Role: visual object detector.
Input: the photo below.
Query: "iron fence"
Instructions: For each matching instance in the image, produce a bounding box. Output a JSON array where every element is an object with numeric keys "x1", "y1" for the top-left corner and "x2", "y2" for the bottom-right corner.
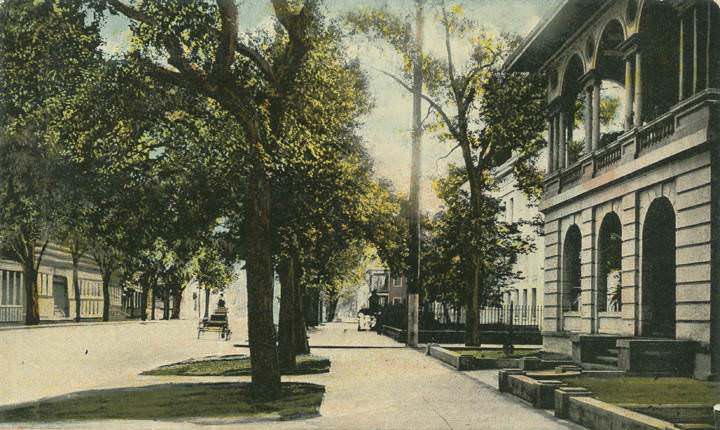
[{"x1": 379, "y1": 302, "x2": 542, "y2": 331}]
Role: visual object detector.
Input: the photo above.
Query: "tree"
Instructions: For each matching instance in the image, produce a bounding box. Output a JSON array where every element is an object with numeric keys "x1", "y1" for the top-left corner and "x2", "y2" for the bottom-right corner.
[
  {"x1": 348, "y1": 1, "x2": 546, "y2": 345},
  {"x1": 424, "y1": 166, "x2": 537, "y2": 340},
  {"x1": 0, "y1": 131, "x2": 59, "y2": 324},
  {"x1": 95, "y1": 0, "x2": 344, "y2": 398},
  {"x1": 0, "y1": 0, "x2": 103, "y2": 324},
  {"x1": 195, "y1": 242, "x2": 234, "y2": 318}
]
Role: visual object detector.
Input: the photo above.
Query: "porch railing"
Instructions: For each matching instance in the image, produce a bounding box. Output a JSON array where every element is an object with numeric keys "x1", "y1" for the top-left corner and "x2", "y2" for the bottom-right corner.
[
  {"x1": 0, "y1": 305, "x2": 24, "y2": 322},
  {"x1": 637, "y1": 112, "x2": 675, "y2": 152}
]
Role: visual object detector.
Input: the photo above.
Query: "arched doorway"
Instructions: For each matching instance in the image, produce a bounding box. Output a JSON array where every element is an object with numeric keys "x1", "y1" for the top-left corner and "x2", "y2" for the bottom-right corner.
[
  {"x1": 597, "y1": 212, "x2": 622, "y2": 312},
  {"x1": 641, "y1": 197, "x2": 676, "y2": 338},
  {"x1": 562, "y1": 225, "x2": 582, "y2": 312}
]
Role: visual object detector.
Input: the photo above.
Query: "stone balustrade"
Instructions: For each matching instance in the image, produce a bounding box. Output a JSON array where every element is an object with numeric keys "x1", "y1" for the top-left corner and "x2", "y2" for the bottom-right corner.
[{"x1": 544, "y1": 89, "x2": 720, "y2": 198}]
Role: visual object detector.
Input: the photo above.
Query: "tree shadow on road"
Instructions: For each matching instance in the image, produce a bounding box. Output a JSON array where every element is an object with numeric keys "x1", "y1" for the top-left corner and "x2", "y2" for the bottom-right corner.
[{"x1": 0, "y1": 382, "x2": 324, "y2": 424}]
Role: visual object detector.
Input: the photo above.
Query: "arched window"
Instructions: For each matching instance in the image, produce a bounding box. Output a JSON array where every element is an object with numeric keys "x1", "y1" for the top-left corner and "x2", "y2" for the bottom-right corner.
[
  {"x1": 562, "y1": 225, "x2": 582, "y2": 312},
  {"x1": 597, "y1": 212, "x2": 622, "y2": 312}
]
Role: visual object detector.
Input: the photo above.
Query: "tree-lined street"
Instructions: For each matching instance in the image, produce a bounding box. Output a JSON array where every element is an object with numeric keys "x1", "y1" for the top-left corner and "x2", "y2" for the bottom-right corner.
[{"x1": 0, "y1": 321, "x2": 581, "y2": 430}]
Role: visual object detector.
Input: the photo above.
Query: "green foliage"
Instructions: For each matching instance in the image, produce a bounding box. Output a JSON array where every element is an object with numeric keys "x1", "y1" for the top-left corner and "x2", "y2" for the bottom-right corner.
[
  {"x1": 195, "y1": 243, "x2": 235, "y2": 293},
  {"x1": 0, "y1": 0, "x2": 104, "y2": 297},
  {"x1": 422, "y1": 166, "x2": 536, "y2": 308}
]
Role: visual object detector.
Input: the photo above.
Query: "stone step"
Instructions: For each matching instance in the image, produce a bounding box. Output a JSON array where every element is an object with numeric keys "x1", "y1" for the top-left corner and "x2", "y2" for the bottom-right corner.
[
  {"x1": 580, "y1": 361, "x2": 620, "y2": 371},
  {"x1": 606, "y1": 348, "x2": 619, "y2": 356},
  {"x1": 594, "y1": 355, "x2": 618, "y2": 365}
]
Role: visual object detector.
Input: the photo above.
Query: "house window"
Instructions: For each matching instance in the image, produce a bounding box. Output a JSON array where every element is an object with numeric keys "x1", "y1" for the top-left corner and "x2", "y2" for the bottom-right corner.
[
  {"x1": 393, "y1": 297, "x2": 402, "y2": 305},
  {"x1": 507, "y1": 198, "x2": 515, "y2": 223},
  {"x1": 394, "y1": 277, "x2": 401, "y2": 287},
  {"x1": 522, "y1": 289, "x2": 528, "y2": 306}
]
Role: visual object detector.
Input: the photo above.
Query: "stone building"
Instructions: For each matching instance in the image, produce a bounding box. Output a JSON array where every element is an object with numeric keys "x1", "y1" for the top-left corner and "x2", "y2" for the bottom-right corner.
[
  {"x1": 494, "y1": 155, "x2": 546, "y2": 312},
  {"x1": 507, "y1": 0, "x2": 719, "y2": 378}
]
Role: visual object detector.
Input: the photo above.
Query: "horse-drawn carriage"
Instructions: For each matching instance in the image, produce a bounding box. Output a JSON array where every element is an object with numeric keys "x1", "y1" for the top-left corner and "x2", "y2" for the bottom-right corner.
[{"x1": 197, "y1": 305, "x2": 232, "y2": 340}]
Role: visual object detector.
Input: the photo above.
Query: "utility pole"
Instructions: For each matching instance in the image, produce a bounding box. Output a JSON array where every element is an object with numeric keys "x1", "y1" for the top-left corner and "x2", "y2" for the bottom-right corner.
[{"x1": 406, "y1": 0, "x2": 424, "y2": 348}]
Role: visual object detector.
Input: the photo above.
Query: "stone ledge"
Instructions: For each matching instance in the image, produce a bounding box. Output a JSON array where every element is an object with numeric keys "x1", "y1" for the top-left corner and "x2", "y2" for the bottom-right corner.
[
  {"x1": 426, "y1": 345, "x2": 474, "y2": 370},
  {"x1": 619, "y1": 404, "x2": 714, "y2": 425},
  {"x1": 567, "y1": 396, "x2": 680, "y2": 430},
  {"x1": 504, "y1": 373, "x2": 565, "y2": 409},
  {"x1": 427, "y1": 345, "x2": 526, "y2": 371}
]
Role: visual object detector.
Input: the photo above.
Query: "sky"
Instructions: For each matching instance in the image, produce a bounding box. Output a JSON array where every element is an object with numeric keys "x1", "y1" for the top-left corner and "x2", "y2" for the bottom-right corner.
[{"x1": 100, "y1": 0, "x2": 557, "y2": 213}]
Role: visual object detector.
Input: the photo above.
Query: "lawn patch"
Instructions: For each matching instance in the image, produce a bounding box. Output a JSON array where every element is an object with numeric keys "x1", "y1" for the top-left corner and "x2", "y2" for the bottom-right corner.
[
  {"x1": 566, "y1": 376, "x2": 720, "y2": 405},
  {"x1": 142, "y1": 354, "x2": 330, "y2": 377},
  {"x1": 0, "y1": 382, "x2": 324, "y2": 423},
  {"x1": 456, "y1": 348, "x2": 541, "y2": 360}
]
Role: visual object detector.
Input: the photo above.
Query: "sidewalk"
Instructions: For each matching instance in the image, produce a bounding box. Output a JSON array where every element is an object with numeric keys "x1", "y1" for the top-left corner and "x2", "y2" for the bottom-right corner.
[
  {"x1": 1, "y1": 321, "x2": 583, "y2": 429},
  {"x1": 0, "y1": 318, "x2": 239, "y2": 407}
]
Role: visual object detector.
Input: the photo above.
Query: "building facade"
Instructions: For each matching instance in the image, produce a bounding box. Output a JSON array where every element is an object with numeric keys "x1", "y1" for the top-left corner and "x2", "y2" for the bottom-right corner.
[
  {"x1": 508, "y1": 0, "x2": 720, "y2": 378},
  {"x1": 365, "y1": 268, "x2": 406, "y2": 307},
  {"x1": 494, "y1": 156, "x2": 546, "y2": 312},
  {"x1": 0, "y1": 244, "x2": 123, "y2": 323}
]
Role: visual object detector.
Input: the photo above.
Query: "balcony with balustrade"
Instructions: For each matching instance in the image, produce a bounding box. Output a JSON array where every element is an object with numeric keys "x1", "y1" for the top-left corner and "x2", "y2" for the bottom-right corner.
[
  {"x1": 505, "y1": 0, "x2": 719, "y2": 206},
  {"x1": 545, "y1": 88, "x2": 719, "y2": 202}
]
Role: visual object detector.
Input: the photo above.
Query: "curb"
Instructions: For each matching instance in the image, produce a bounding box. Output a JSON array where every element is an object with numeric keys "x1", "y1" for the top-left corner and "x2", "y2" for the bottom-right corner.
[{"x1": 0, "y1": 319, "x2": 193, "y2": 333}]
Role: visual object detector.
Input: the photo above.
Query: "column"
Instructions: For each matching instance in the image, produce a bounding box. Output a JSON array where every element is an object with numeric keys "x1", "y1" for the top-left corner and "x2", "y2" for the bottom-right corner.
[
  {"x1": 705, "y1": 0, "x2": 712, "y2": 90},
  {"x1": 693, "y1": 6, "x2": 699, "y2": 94},
  {"x1": 558, "y1": 111, "x2": 566, "y2": 169},
  {"x1": 633, "y1": 50, "x2": 643, "y2": 128},
  {"x1": 584, "y1": 87, "x2": 592, "y2": 153},
  {"x1": 592, "y1": 80, "x2": 601, "y2": 149},
  {"x1": 580, "y1": 209, "x2": 595, "y2": 333},
  {"x1": 553, "y1": 114, "x2": 560, "y2": 170},
  {"x1": 547, "y1": 117, "x2": 555, "y2": 173},
  {"x1": 624, "y1": 57, "x2": 634, "y2": 130},
  {"x1": 567, "y1": 108, "x2": 574, "y2": 160},
  {"x1": 679, "y1": 15, "x2": 685, "y2": 101}
]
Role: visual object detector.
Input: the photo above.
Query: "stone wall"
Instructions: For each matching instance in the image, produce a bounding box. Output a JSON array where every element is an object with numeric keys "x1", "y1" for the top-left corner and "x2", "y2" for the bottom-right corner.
[{"x1": 541, "y1": 105, "x2": 715, "y2": 376}]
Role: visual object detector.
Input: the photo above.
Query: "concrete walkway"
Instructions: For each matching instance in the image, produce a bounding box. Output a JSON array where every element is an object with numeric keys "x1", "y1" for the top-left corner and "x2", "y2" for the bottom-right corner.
[{"x1": 0, "y1": 321, "x2": 583, "y2": 429}]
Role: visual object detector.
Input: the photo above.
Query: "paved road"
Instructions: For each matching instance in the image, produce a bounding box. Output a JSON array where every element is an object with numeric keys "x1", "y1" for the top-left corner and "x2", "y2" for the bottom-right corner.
[{"x1": 0, "y1": 320, "x2": 582, "y2": 430}]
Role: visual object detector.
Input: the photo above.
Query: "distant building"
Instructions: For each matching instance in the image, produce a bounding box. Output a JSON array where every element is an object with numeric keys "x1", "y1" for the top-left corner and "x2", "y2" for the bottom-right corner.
[
  {"x1": 365, "y1": 268, "x2": 406, "y2": 307},
  {"x1": 0, "y1": 244, "x2": 122, "y2": 323},
  {"x1": 493, "y1": 155, "x2": 546, "y2": 312}
]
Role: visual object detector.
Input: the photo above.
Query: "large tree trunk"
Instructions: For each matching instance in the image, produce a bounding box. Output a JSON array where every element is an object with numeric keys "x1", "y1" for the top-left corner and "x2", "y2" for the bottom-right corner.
[
  {"x1": 326, "y1": 298, "x2": 339, "y2": 322},
  {"x1": 304, "y1": 288, "x2": 319, "y2": 327},
  {"x1": 466, "y1": 257, "x2": 482, "y2": 346},
  {"x1": 245, "y1": 155, "x2": 281, "y2": 399},
  {"x1": 171, "y1": 287, "x2": 182, "y2": 319},
  {"x1": 140, "y1": 283, "x2": 149, "y2": 321},
  {"x1": 101, "y1": 270, "x2": 111, "y2": 322},
  {"x1": 22, "y1": 245, "x2": 40, "y2": 325},
  {"x1": 294, "y1": 277, "x2": 309, "y2": 355},
  {"x1": 163, "y1": 286, "x2": 170, "y2": 320},
  {"x1": 278, "y1": 258, "x2": 296, "y2": 370},
  {"x1": 203, "y1": 287, "x2": 210, "y2": 319},
  {"x1": 72, "y1": 253, "x2": 81, "y2": 323},
  {"x1": 151, "y1": 284, "x2": 156, "y2": 320}
]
